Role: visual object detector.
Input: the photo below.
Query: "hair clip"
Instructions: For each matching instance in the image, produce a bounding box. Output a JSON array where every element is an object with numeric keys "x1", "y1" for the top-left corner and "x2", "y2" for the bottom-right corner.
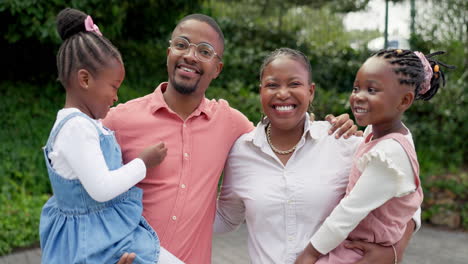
[
  {"x1": 396, "y1": 49, "x2": 403, "y2": 54},
  {"x1": 434, "y1": 64, "x2": 440, "y2": 73},
  {"x1": 84, "y1": 16, "x2": 102, "y2": 36}
]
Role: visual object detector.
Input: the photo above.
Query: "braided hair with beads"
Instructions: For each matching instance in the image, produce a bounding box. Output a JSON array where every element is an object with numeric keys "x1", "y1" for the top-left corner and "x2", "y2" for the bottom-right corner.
[
  {"x1": 56, "y1": 8, "x2": 122, "y2": 87},
  {"x1": 374, "y1": 49, "x2": 455, "y2": 101}
]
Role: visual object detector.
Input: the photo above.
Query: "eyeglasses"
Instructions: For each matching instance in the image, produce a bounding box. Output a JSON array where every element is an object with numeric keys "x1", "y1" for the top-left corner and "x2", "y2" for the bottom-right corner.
[{"x1": 169, "y1": 37, "x2": 221, "y2": 62}]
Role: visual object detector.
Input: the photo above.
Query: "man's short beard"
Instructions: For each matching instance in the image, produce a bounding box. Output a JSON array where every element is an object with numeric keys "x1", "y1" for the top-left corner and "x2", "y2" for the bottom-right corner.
[{"x1": 173, "y1": 79, "x2": 199, "y2": 95}]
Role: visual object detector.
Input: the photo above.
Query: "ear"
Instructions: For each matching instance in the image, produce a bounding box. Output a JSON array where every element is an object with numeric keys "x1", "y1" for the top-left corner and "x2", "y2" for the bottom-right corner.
[
  {"x1": 212, "y1": 60, "x2": 224, "y2": 79},
  {"x1": 398, "y1": 91, "x2": 415, "y2": 111},
  {"x1": 309, "y1": 82, "x2": 316, "y2": 103},
  {"x1": 166, "y1": 47, "x2": 171, "y2": 67},
  {"x1": 77, "y1": 69, "x2": 91, "y2": 90}
]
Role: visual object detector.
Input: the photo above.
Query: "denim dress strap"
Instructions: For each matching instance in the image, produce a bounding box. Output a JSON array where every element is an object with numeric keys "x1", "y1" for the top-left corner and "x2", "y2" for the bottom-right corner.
[{"x1": 44, "y1": 111, "x2": 101, "y2": 153}]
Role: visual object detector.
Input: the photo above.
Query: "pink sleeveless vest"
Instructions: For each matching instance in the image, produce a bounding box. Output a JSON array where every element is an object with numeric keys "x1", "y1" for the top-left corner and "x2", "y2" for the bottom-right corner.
[
  {"x1": 346, "y1": 132, "x2": 423, "y2": 245},
  {"x1": 316, "y1": 132, "x2": 423, "y2": 264}
]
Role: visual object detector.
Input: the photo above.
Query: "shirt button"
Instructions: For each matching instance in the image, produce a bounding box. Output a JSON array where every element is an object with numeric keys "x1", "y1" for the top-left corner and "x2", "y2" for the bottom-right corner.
[
  {"x1": 172, "y1": 216, "x2": 177, "y2": 221},
  {"x1": 288, "y1": 236, "x2": 294, "y2": 241},
  {"x1": 183, "y1": 124, "x2": 187, "y2": 128},
  {"x1": 184, "y1": 153, "x2": 189, "y2": 159},
  {"x1": 181, "y1": 184, "x2": 186, "y2": 189}
]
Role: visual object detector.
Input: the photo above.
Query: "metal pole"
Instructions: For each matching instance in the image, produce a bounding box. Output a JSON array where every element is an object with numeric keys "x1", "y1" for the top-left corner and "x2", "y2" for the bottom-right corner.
[
  {"x1": 384, "y1": 0, "x2": 389, "y2": 48},
  {"x1": 410, "y1": 0, "x2": 416, "y2": 36}
]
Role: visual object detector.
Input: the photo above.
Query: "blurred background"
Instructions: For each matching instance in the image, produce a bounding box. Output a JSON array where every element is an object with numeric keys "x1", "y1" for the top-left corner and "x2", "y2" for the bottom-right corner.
[{"x1": 0, "y1": 0, "x2": 466, "y2": 256}]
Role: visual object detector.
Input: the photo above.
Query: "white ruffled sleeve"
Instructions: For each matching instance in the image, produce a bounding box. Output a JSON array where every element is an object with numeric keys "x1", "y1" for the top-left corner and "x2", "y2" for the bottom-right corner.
[{"x1": 357, "y1": 139, "x2": 417, "y2": 197}]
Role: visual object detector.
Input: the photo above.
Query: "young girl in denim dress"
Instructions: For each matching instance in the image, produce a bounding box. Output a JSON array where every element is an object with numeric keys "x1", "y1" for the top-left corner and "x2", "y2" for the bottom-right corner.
[{"x1": 39, "y1": 8, "x2": 174, "y2": 264}]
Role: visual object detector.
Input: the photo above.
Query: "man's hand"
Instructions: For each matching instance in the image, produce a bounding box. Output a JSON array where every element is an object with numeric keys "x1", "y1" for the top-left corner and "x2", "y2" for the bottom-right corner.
[
  {"x1": 117, "y1": 252, "x2": 136, "y2": 264},
  {"x1": 325, "y1": 114, "x2": 363, "y2": 139},
  {"x1": 344, "y1": 241, "x2": 395, "y2": 264}
]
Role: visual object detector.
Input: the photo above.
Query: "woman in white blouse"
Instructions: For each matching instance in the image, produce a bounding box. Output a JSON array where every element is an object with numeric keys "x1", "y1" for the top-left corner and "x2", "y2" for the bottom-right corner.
[{"x1": 214, "y1": 48, "x2": 418, "y2": 264}]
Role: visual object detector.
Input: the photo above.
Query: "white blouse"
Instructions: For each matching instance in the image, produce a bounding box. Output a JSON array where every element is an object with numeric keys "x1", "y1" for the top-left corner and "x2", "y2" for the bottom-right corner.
[
  {"x1": 214, "y1": 119, "x2": 421, "y2": 264},
  {"x1": 47, "y1": 108, "x2": 146, "y2": 202}
]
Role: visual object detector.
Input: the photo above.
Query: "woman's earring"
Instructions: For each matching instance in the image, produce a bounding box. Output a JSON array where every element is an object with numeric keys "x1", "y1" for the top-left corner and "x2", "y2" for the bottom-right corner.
[
  {"x1": 261, "y1": 113, "x2": 269, "y2": 124},
  {"x1": 308, "y1": 103, "x2": 315, "y2": 118}
]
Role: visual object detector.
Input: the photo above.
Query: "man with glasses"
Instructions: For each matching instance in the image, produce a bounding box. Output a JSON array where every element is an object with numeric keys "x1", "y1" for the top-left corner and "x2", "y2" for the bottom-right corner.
[
  {"x1": 107, "y1": 14, "x2": 355, "y2": 264},
  {"x1": 106, "y1": 14, "x2": 252, "y2": 264}
]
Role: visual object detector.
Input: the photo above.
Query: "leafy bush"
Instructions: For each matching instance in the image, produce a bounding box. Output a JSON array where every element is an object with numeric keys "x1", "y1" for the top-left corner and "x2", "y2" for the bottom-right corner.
[{"x1": 0, "y1": 184, "x2": 49, "y2": 255}]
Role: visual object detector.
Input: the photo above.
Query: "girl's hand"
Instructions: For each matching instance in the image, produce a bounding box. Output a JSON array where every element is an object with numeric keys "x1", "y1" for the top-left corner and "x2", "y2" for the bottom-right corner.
[
  {"x1": 325, "y1": 114, "x2": 363, "y2": 139},
  {"x1": 117, "y1": 252, "x2": 136, "y2": 264},
  {"x1": 139, "y1": 142, "x2": 168, "y2": 169},
  {"x1": 344, "y1": 241, "x2": 395, "y2": 264}
]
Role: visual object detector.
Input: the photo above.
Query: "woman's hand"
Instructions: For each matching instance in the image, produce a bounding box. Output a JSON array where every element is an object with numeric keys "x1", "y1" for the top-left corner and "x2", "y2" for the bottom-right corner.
[
  {"x1": 346, "y1": 219, "x2": 415, "y2": 264},
  {"x1": 117, "y1": 252, "x2": 136, "y2": 264},
  {"x1": 294, "y1": 243, "x2": 320, "y2": 264},
  {"x1": 325, "y1": 114, "x2": 363, "y2": 139},
  {"x1": 344, "y1": 241, "x2": 396, "y2": 264}
]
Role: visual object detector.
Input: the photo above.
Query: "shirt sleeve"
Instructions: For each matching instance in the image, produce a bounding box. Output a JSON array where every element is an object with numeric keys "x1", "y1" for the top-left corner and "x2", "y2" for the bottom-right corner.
[
  {"x1": 102, "y1": 106, "x2": 119, "y2": 131},
  {"x1": 57, "y1": 117, "x2": 146, "y2": 202},
  {"x1": 228, "y1": 106, "x2": 254, "y2": 137},
  {"x1": 214, "y1": 146, "x2": 246, "y2": 234},
  {"x1": 310, "y1": 139, "x2": 417, "y2": 254}
]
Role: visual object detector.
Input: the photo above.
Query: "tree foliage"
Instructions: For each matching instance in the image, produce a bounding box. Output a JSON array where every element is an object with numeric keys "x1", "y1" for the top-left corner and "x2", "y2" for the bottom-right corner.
[{"x1": 0, "y1": 0, "x2": 203, "y2": 84}]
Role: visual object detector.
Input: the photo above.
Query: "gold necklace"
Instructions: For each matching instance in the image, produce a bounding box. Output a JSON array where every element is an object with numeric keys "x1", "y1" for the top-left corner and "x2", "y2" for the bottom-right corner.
[{"x1": 266, "y1": 123, "x2": 298, "y2": 155}]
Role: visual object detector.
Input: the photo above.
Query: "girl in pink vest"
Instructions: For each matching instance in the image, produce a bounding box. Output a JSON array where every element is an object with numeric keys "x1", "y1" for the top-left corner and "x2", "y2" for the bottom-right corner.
[{"x1": 295, "y1": 49, "x2": 454, "y2": 264}]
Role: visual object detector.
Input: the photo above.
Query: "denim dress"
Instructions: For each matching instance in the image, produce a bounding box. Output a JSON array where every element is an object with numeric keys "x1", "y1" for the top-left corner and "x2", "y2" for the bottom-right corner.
[{"x1": 40, "y1": 112, "x2": 160, "y2": 264}]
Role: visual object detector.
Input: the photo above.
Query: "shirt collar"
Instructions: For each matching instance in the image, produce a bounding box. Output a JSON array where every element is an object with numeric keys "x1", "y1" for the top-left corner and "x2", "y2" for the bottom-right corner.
[
  {"x1": 150, "y1": 82, "x2": 213, "y2": 120},
  {"x1": 248, "y1": 113, "x2": 319, "y2": 148}
]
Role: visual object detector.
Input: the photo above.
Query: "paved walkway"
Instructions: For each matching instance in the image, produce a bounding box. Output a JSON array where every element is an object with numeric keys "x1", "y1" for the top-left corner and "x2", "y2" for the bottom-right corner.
[{"x1": 1, "y1": 224, "x2": 467, "y2": 263}]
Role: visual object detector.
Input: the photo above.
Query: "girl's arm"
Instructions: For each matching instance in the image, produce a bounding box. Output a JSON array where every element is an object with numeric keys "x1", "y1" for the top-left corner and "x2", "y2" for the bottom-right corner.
[{"x1": 58, "y1": 117, "x2": 146, "y2": 202}]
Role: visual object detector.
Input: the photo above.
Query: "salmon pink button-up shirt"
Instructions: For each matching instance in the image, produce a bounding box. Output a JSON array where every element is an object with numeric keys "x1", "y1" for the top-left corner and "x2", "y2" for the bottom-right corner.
[{"x1": 103, "y1": 82, "x2": 253, "y2": 264}]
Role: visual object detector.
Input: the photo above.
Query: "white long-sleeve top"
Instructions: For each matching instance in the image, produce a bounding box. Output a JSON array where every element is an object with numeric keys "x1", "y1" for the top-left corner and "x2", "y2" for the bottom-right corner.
[
  {"x1": 310, "y1": 125, "x2": 419, "y2": 254},
  {"x1": 47, "y1": 108, "x2": 146, "y2": 202},
  {"x1": 214, "y1": 119, "x2": 421, "y2": 264}
]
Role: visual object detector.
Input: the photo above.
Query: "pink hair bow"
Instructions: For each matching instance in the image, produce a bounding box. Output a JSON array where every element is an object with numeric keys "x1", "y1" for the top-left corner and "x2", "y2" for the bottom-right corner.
[
  {"x1": 414, "y1": 51, "x2": 433, "y2": 95},
  {"x1": 84, "y1": 16, "x2": 102, "y2": 36}
]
